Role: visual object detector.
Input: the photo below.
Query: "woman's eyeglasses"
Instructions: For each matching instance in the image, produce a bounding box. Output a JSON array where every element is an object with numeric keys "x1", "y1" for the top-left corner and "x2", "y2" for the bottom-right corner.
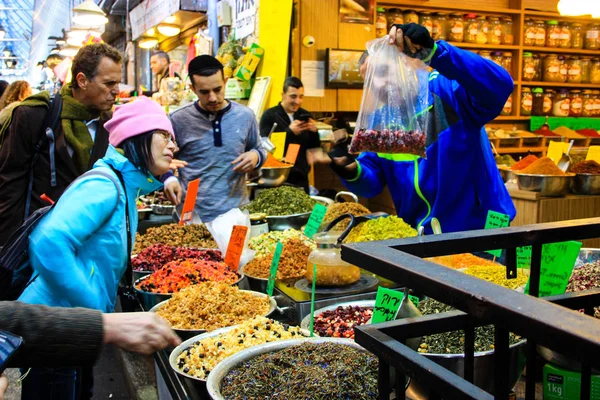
[{"x1": 155, "y1": 130, "x2": 177, "y2": 147}]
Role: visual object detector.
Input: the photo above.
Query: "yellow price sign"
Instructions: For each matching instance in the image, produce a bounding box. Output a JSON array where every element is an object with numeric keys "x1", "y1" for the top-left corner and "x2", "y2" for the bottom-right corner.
[
  {"x1": 547, "y1": 141, "x2": 570, "y2": 164},
  {"x1": 586, "y1": 146, "x2": 600, "y2": 163},
  {"x1": 270, "y1": 132, "x2": 287, "y2": 160}
]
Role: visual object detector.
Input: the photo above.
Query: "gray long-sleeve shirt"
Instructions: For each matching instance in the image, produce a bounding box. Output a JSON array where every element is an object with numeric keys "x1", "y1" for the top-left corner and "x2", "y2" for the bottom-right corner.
[{"x1": 170, "y1": 101, "x2": 266, "y2": 222}]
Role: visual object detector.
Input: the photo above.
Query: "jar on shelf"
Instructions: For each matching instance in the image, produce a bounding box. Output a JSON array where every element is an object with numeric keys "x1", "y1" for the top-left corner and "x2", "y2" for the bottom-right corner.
[
  {"x1": 524, "y1": 19, "x2": 536, "y2": 46},
  {"x1": 464, "y1": 13, "x2": 479, "y2": 44},
  {"x1": 479, "y1": 50, "x2": 492, "y2": 60},
  {"x1": 569, "y1": 90, "x2": 583, "y2": 117},
  {"x1": 582, "y1": 90, "x2": 595, "y2": 117},
  {"x1": 571, "y1": 22, "x2": 584, "y2": 49},
  {"x1": 593, "y1": 90, "x2": 600, "y2": 117},
  {"x1": 543, "y1": 53, "x2": 563, "y2": 82},
  {"x1": 591, "y1": 58, "x2": 600, "y2": 84},
  {"x1": 580, "y1": 56, "x2": 592, "y2": 83},
  {"x1": 306, "y1": 232, "x2": 361, "y2": 286},
  {"x1": 420, "y1": 12, "x2": 434, "y2": 36},
  {"x1": 558, "y1": 21, "x2": 572, "y2": 48},
  {"x1": 543, "y1": 89, "x2": 555, "y2": 116},
  {"x1": 501, "y1": 93, "x2": 513, "y2": 116},
  {"x1": 387, "y1": 8, "x2": 403, "y2": 29},
  {"x1": 567, "y1": 56, "x2": 582, "y2": 83},
  {"x1": 447, "y1": 13, "x2": 464, "y2": 42},
  {"x1": 432, "y1": 13, "x2": 447, "y2": 40},
  {"x1": 477, "y1": 15, "x2": 489, "y2": 36},
  {"x1": 488, "y1": 16, "x2": 502, "y2": 45},
  {"x1": 585, "y1": 23, "x2": 600, "y2": 50},
  {"x1": 521, "y1": 88, "x2": 533, "y2": 116},
  {"x1": 552, "y1": 89, "x2": 571, "y2": 117},
  {"x1": 546, "y1": 20, "x2": 560, "y2": 47},
  {"x1": 559, "y1": 55, "x2": 568, "y2": 82},
  {"x1": 501, "y1": 17, "x2": 514, "y2": 45},
  {"x1": 522, "y1": 52, "x2": 536, "y2": 81},
  {"x1": 491, "y1": 51, "x2": 503, "y2": 67},
  {"x1": 533, "y1": 53, "x2": 543, "y2": 81},
  {"x1": 532, "y1": 88, "x2": 545, "y2": 116},
  {"x1": 502, "y1": 52, "x2": 513, "y2": 77},
  {"x1": 535, "y1": 20, "x2": 547, "y2": 46},
  {"x1": 249, "y1": 213, "x2": 269, "y2": 238},
  {"x1": 376, "y1": 8, "x2": 388, "y2": 38},
  {"x1": 403, "y1": 9, "x2": 419, "y2": 24}
]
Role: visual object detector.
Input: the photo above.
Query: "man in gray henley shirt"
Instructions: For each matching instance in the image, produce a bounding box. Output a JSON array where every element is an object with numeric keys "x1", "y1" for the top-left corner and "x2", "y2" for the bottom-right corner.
[{"x1": 169, "y1": 55, "x2": 266, "y2": 222}]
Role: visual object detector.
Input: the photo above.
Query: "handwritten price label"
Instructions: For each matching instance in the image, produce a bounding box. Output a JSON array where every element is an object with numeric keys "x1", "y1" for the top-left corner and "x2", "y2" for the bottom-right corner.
[
  {"x1": 371, "y1": 287, "x2": 419, "y2": 324},
  {"x1": 224, "y1": 225, "x2": 249, "y2": 270},
  {"x1": 303, "y1": 203, "x2": 328, "y2": 239},
  {"x1": 266, "y1": 242, "x2": 283, "y2": 296},
  {"x1": 284, "y1": 143, "x2": 301, "y2": 165},
  {"x1": 516, "y1": 246, "x2": 532, "y2": 269},
  {"x1": 525, "y1": 241, "x2": 581, "y2": 297},
  {"x1": 586, "y1": 146, "x2": 600, "y2": 163},
  {"x1": 484, "y1": 210, "x2": 510, "y2": 257},
  {"x1": 179, "y1": 179, "x2": 200, "y2": 225}
]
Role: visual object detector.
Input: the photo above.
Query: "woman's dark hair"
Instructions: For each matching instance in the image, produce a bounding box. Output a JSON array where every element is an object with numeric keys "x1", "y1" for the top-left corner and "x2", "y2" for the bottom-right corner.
[{"x1": 121, "y1": 131, "x2": 156, "y2": 175}]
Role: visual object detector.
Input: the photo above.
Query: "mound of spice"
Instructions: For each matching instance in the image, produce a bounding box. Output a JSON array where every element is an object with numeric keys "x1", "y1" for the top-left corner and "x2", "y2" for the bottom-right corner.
[
  {"x1": 156, "y1": 282, "x2": 271, "y2": 330},
  {"x1": 417, "y1": 299, "x2": 523, "y2": 354},
  {"x1": 175, "y1": 316, "x2": 306, "y2": 379},
  {"x1": 511, "y1": 154, "x2": 538, "y2": 171},
  {"x1": 244, "y1": 186, "x2": 316, "y2": 216},
  {"x1": 220, "y1": 342, "x2": 378, "y2": 399},
  {"x1": 313, "y1": 305, "x2": 373, "y2": 339},
  {"x1": 428, "y1": 253, "x2": 503, "y2": 270},
  {"x1": 576, "y1": 129, "x2": 600, "y2": 138},
  {"x1": 571, "y1": 160, "x2": 600, "y2": 175},
  {"x1": 567, "y1": 262, "x2": 600, "y2": 318},
  {"x1": 519, "y1": 156, "x2": 566, "y2": 176},
  {"x1": 243, "y1": 238, "x2": 312, "y2": 279},
  {"x1": 248, "y1": 229, "x2": 315, "y2": 258},
  {"x1": 321, "y1": 202, "x2": 371, "y2": 231},
  {"x1": 134, "y1": 223, "x2": 216, "y2": 254},
  {"x1": 349, "y1": 128, "x2": 426, "y2": 157},
  {"x1": 346, "y1": 215, "x2": 417, "y2": 243},
  {"x1": 463, "y1": 265, "x2": 529, "y2": 290},
  {"x1": 133, "y1": 244, "x2": 222, "y2": 272},
  {"x1": 137, "y1": 259, "x2": 239, "y2": 293}
]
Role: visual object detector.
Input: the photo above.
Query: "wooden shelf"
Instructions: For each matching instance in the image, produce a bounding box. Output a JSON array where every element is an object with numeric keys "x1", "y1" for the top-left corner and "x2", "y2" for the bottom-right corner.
[
  {"x1": 496, "y1": 147, "x2": 547, "y2": 153},
  {"x1": 522, "y1": 46, "x2": 600, "y2": 56},
  {"x1": 523, "y1": 11, "x2": 600, "y2": 23},
  {"x1": 453, "y1": 43, "x2": 520, "y2": 50},
  {"x1": 494, "y1": 116, "x2": 532, "y2": 120},
  {"x1": 378, "y1": 2, "x2": 520, "y2": 15},
  {"x1": 520, "y1": 81, "x2": 600, "y2": 88}
]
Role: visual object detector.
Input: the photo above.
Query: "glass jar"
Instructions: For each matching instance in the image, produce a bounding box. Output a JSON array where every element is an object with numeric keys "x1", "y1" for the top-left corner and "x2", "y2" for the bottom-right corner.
[
  {"x1": 476, "y1": 16, "x2": 489, "y2": 44},
  {"x1": 532, "y1": 88, "x2": 545, "y2": 116},
  {"x1": 306, "y1": 232, "x2": 361, "y2": 286},
  {"x1": 249, "y1": 213, "x2": 269, "y2": 238},
  {"x1": 502, "y1": 52, "x2": 513, "y2": 77},
  {"x1": 464, "y1": 13, "x2": 479, "y2": 43},
  {"x1": 543, "y1": 89, "x2": 555, "y2": 116},
  {"x1": 521, "y1": 88, "x2": 533, "y2": 116},
  {"x1": 591, "y1": 58, "x2": 600, "y2": 84},
  {"x1": 585, "y1": 23, "x2": 600, "y2": 50},
  {"x1": 558, "y1": 21, "x2": 572, "y2": 48},
  {"x1": 376, "y1": 8, "x2": 388, "y2": 38},
  {"x1": 535, "y1": 20, "x2": 547, "y2": 46},
  {"x1": 524, "y1": 19, "x2": 536, "y2": 46},
  {"x1": 403, "y1": 9, "x2": 419, "y2": 24},
  {"x1": 501, "y1": 93, "x2": 513, "y2": 116},
  {"x1": 569, "y1": 90, "x2": 583, "y2": 117},
  {"x1": 582, "y1": 90, "x2": 595, "y2": 117},
  {"x1": 501, "y1": 17, "x2": 514, "y2": 45},
  {"x1": 522, "y1": 52, "x2": 535, "y2": 81},
  {"x1": 543, "y1": 53, "x2": 563, "y2": 82},
  {"x1": 571, "y1": 23, "x2": 584, "y2": 49},
  {"x1": 387, "y1": 8, "x2": 404, "y2": 29},
  {"x1": 567, "y1": 57, "x2": 582, "y2": 83},
  {"x1": 488, "y1": 16, "x2": 502, "y2": 45},
  {"x1": 432, "y1": 13, "x2": 447, "y2": 40},
  {"x1": 581, "y1": 56, "x2": 592, "y2": 83},
  {"x1": 533, "y1": 53, "x2": 543, "y2": 81},
  {"x1": 559, "y1": 55, "x2": 568, "y2": 82},
  {"x1": 593, "y1": 90, "x2": 600, "y2": 117},
  {"x1": 479, "y1": 50, "x2": 492, "y2": 60},
  {"x1": 447, "y1": 13, "x2": 464, "y2": 42},
  {"x1": 420, "y1": 12, "x2": 434, "y2": 36},
  {"x1": 491, "y1": 51, "x2": 503, "y2": 67},
  {"x1": 546, "y1": 20, "x2": 560, "y2": 47},
  {"x1": 552, "y1": 89, "x2": 571, "y2": 117}
]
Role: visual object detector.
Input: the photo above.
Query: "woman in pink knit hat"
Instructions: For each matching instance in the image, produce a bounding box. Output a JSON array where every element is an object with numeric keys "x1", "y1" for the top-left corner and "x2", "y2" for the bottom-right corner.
[{"x1": 18, "y1": 96, "x2": 178, "y2": 398}]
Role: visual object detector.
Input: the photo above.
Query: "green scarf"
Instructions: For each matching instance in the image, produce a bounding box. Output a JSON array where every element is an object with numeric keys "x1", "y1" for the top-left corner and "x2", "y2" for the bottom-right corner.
[{"x1": 0, "y1": 84, "x2": 100, "y2": 173}]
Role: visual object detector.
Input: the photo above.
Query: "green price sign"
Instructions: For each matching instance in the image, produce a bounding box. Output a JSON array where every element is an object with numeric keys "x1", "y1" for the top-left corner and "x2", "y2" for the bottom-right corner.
[
  {"x1": 484, "y1": 210, "x2": 510, "y2": 257},
  {"x1": 372, "y1": 287, "x2": 419, "y2": 324},
  {"x1": 525, "y1": 241, "x2": 581, "y2": 297},
  {"x1": 266, "y1": 242, "x2": 283, "y2": 296},
  {"x1": 303, "y1": 203, "x2": 328, "y2": 239}
]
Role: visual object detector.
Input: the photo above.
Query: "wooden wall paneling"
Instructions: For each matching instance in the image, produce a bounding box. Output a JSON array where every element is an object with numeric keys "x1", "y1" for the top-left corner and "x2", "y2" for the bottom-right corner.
[
  {"x1": 291, "y1": 0, "x2": 301, "y2": 77},
  {"x1": 510, "y1": 198, "x2": 539, "y2": 226},
  {"x1": 337, "y1": 89, "x2": 364, "y2": 111}
]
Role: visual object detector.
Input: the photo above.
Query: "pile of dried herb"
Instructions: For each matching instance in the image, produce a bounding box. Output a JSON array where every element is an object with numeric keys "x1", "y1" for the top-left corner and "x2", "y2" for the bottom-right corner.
[
  {"x1": 220, "y1": 342, "x2": 378, "y2": 399},
  {"x1": 417, "y1": 299, "x2": 523, "y2": 354},
  {"x1": 320, "y1": 202, "x2": 371, "y2": 231},
  {"x1": 243, "y1": 186, "x2": 316, "y2": 216},
  {"x1": 133, "y1": 223, "x2": 216, "y2": 254},
  {"x1": 567, "y1": 261, "x2": 600, "y2": 318},
  {"x1": 345, "y1": 215, "x2": 417, "y2": 243}
]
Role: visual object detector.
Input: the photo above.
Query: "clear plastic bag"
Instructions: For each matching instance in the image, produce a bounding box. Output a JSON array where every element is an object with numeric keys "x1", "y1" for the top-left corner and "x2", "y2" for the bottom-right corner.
[
  {"x1": 349, "y1": 36, "x2": 430, "y2": 157},
  {"x1": 206, "y1": 208, "x2": 255, "y2": 270}
]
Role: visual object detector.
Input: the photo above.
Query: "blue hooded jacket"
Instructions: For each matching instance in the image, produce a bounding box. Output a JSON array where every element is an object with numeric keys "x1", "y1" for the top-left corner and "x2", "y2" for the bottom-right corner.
[
  {"x1": 343, "y1": 40, "x2": 516, "y2": 234},
  {"x1": 19, "y1": 146, "x2": 162, "y2": 312}
]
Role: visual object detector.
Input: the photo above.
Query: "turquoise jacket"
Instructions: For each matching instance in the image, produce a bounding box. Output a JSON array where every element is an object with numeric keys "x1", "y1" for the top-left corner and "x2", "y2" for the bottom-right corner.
[{"x1": 19, "y1": 146, "x2": 162, "y2": 312}]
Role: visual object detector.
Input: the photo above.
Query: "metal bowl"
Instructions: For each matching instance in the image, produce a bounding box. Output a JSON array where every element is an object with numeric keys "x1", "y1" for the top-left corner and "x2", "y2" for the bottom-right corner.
[
  {"x1": 257, "y1": 165, "x2": 293, "y2": 187},
  {"x1": 266, "y1": 212, "x2": 311, "y2": 231},
  {"x1": 151, "y1": 204, "x2": 176, "y2": 215},
  {"x1": 497, "y1": 165, "x2": 515, "y2": 183},
  {"x1": 150, "y1": 290, "x2": 277, "y2": 341},
  {"x1": 311, "y1": 195, "x2": 334, "y2": 206},
  {"x1": 575, "y1": 247, "x2": 600, "y2": 268},
  {"x1": 138, "y1": 208, "x2": 152, "y2": 221},
  {"x1": 515, "y1": 173, "x2": 575, "y2": 197},
  {"x1": 238, "y1": 265, "x2": 268, "y2": 293},
  {"x1": 132, "y1": 269, "x2": 152, "y2": 282},
  {"x1": 300, "y1": 300, "x2": 375, "y2": 332},
  {"x1": 571, "y1": 173, "x2": 600, "y2": 195},
  {"x1": 206, "y1": 338, "x2": 366, "y2": 400}
]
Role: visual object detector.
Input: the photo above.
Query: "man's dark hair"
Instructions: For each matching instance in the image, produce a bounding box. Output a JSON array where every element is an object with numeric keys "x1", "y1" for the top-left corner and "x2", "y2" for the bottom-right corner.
[
  {"x1": 121, "y1": 131, "x2": 156, "y2": 176},
  {"x1": 71, "y1": 43, "x2": 122, "y2": 89},
  {"x1": 190, "y1": 68, "x2": 225, "y2": 87},
  {"x1": 0, "y1": 80, "x2": 8, "y2": 98},
  {"x1": 151, "y1": 50, "x2": 170, "y2": 64},
  {"x1": 283, "y1": 77, "x2": 303, "y2": 93}
]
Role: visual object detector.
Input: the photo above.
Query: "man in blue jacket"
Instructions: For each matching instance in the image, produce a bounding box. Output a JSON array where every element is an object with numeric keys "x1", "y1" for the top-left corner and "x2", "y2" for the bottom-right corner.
[{"x1": 329, "y1": 24, "x2": 515, "y2": 234}]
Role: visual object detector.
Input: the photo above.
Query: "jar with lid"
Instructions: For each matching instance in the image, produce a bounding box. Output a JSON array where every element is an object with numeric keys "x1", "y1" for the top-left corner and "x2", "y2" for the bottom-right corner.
[
  {"x1": 559, "y1": 55, "x2": 568, "y2": 82},
  {"x1": 543, "y1": 53, "x2": 563, "y2": 82},
  {"x1": 387, "y1": 8, "x2": 403, "y2": 29},
  {"x1": 582, "y1": 90, "x2": 595, "y2": 117},
  {"x1": 521, "y1": 88, "x2": 533, "y2": 116},
  {"x1": 543, "y1": 89, "x2": 555, "y2": 116},
  {"x1": 524, "y1": 19, "x2": 536, "y2": 46},
  {"x1": 580, "y1": 56, "x2": 592, "y2": 83},
  {"x1": 501, "y1": 17, "x2": 514, "y2": 45},
  {"x1": 419, "y1": 12, "x2": 434, "y2": 36},
  {"x1": 375, "y1": 8, "x2": 388, "y2": 38},
  {"x1": 491, "y1": 51, "x2": 503, "y2": 67},
  {"x1": 532, "y1": 88, "x2": 545, "y2": 116},
  {"x1": 558, "y1": 22, "x2": 572, "y2": 48},
  {"x1": 552, "y1": 89, "x2": 571, "y2": 117},
  {"x1": 432, "y1": 13, "x2": 447, "y2": 40},
  {"x1": 502, "y1": 52, "x2": 513, "y2": 77},
  {"x1": 535, "y1": 20, "x2": 547, "y2": 46},
  {"x1": 464, "y1": 13, "x2": 479, "y2": 43},
  {"x1": 585, "y1": 23, "x2": 600, "y2": 50},
  {"x1": 488, "y1": 16, "x2": 502, "y2": 45},
  {"x1": 501, "y1": 93, "x2": 513, "y2": 116},
  {"x1": 249, "y1": 213, "x2": 269, "y2": 238},
  {"x1": 571, "y1": 23, "x2": 584, "y2": 49},
  {"x1": 479, "y1": 50, "x2": 492, "y2": 60},
  {"x1": 593, "y1": 90, "x2": 600, "y2": 117},
  {"x1": 566, "y1": 56, "x2": 582, "y2": 83},
  {"x1": 546, "y1": 20, "x2": 560, "y2": 47},
  {"x1": 403, "y1": 9, "x2": 419, "y2": 24},
  {"x1": 477, "y1": 16, "x2": 489, "y2": 44},
  {"x1": 447, "y1": 13, "x2": 464, "y2": 42},
  {"x1": 591, "y1": 58, "x2": 600, "y2": 84},
  {"x1": 305, "y1": 232, "x2": 361, "y2": 286},
  {"x1": 533, "y1": 53, "x2": 543, "y2": 81},
  {"x1": 522, "y1": 52, "x2": 535, "y2": 81},
  {"x1": 569, "y1": 90, "x2": 583, "y2": 117}
]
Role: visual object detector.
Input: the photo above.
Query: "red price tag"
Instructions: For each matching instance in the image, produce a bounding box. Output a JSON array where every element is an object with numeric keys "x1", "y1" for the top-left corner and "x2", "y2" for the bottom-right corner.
[
  {"x1": 285, "y1": 144, "x2": 301, "y2": 165},
  {"x1": 224, "y1": 225, "x2": 248, "y2": 269},
  {"x1": 179, "y1": 179, "x2": 200, "y2": 226}
]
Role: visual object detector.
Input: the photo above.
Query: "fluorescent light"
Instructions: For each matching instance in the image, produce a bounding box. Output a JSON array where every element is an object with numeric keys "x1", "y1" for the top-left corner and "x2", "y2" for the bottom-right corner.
[
  {"x1": 138, "y1": 38, "x2": 158, "y2": 49},
  {"x1": 557, "y1": 0, "x2": 600, "y2": 16},
  {"x1": 72, "y1": 0, "x2": 108, "y2": 26},
  {"x1": 66, "y1": 29, "x2": 100, "y2": 47},
  {"x1": 157, "y1": 24, "x2": 181, "y2": 37}
]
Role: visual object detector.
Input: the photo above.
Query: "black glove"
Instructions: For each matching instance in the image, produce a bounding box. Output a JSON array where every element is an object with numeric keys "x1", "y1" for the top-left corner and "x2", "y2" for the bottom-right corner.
[
  {"x1": 328, "y1": 134, "x2": 358, "y2": 181},
  {"x1": 393, "y1": 23, "x2": 435, "y2": 60}
]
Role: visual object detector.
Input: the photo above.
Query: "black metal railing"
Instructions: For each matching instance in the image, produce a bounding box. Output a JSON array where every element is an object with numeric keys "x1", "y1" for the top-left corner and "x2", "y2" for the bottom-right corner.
[{"x1": 344, "y1": 217, "x2": 600, "y2": 400}]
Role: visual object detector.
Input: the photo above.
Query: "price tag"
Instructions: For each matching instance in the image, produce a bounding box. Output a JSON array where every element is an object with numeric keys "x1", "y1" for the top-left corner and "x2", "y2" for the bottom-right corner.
[
  {"x1": 309, "y1": 263, "x2": 317, "y2": 337},
  {"x1": 484, "y1": 210, "x2": 510, "y2": 257},
  {"x1": 284, "y1": 143, "x2": 301, "y2": 165},
  {"x1": 270, "y1": 132, "x2": 287, "y2": 160},
  {"x1": 303, "y1": 203, "x2": 328, "y2": 239},
  {"x1": 547, "y1": 141, "x2": 570, "y2": 164},
  {"x1": 178, "y1": 179, "x2": 200, "y2": 226},
  {"x1": 266, "y1": 242, "x2": 283, "y2": 296},
  {"x1": 586, "y1": 146, "x2": 600, "y2": 163},
  {"x1": 371, "y1": 287, "x2": 419, "y2": 324},
  {"x1": 224, "y1": 225, "x2": 249, "y2": 269},
  {"x1": 516, "y1": 246, "x2": 532, "y2": 269},
  {"x1": 525, "y1": 241, "x2": 581, "y2": 297}
]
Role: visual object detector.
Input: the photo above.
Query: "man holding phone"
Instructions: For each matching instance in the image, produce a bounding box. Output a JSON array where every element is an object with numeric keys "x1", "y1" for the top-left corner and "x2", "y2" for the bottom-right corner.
[{"x1": 259, "y1": 77, "x2": 328, "y2": 193}]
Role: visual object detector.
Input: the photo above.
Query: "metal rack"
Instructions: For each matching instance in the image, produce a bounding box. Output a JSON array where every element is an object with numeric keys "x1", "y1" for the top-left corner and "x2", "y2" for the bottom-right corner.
[{"x1": 344, "y1": 218, "x2": 600, "y2": 400}]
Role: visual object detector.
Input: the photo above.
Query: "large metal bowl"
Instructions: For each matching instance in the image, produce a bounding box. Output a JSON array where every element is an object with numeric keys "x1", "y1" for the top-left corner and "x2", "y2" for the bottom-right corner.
[
  {"x1": 151, "y1": 204, "x2": 176, "y2": 215},
  {"x1": 238, "y1": 265, "x2": 268, "y2": 293},
  {"x1": 300, "y1": 300, "x2": 375, "y2": 332},
  {"x1": 266, "y1": 211, "x2": 311, "y2": 231},
  {"x1": 498, "y1": 165, "x2": 515, "y2": 183},
  {"x1": 571, "y1": 173, "x2": 600, "y2": 195},
  {"x1": 206, "y1": 338, "x2": 367, "y2": 400},
  {"x1": 311, "y1": 195, "x2": 334, "y2": 206},
  {"x1": 515, "y1": 173, "x2": 575, "y2": 197},
  {"x1": 257, "y1": 165, "x2": 293, "y2": 187}
]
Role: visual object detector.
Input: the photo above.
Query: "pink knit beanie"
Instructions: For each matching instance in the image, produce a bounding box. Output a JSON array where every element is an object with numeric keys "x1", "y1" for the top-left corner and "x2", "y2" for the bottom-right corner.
[{"x1": 105, "y1": 96, "x2": 175, "y2": 147}]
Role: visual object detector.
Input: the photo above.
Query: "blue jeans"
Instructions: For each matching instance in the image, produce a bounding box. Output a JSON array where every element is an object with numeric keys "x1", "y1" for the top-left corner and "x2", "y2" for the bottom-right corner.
[{"x1": 20, "y1": 367, "x2": 77, "y2": 400}]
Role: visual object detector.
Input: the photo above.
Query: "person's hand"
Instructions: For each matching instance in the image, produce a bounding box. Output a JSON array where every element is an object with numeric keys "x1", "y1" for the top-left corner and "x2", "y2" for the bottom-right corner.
[
  {"x1": 328, "y1": 133, "x2": 358, "y2": 180},
  {"x1": 306, "y1": 119, "x2": 318, "y2": 133},
  {"x1": 389, "y1": 24, "x2": 435, "y2": 60},
  {"x1": 0, "y1": 374, "x2": 8, "y2": 400},
  {"x1": 289, "y1": 120, "x2": 308, "y2": 135},
  {"x1": 103, "y1": 312, "x2": 181, "y2": 355},
  {"x1": 232, "y1": 151, "x2": 259, "y2": 173},
  {"x1": 169, "y1": 159, "x2": 188, "y2": 170},
  {"x1": 164, "y1": 179, "x2": 183, "y2": 206}
]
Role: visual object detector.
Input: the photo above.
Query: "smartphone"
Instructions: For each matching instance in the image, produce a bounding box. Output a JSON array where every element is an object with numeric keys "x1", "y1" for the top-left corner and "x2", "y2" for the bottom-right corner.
[
  {"x1": 0, "y1": 330, "x2": 23, "y2": 373},
  {"x1": 295, "y1": 112, "x2": 312, "y2": 122}
]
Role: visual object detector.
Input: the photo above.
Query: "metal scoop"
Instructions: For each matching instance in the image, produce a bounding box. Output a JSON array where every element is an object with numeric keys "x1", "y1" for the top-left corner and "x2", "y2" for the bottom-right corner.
[
  {"x1": 260, "y1": 122, "x2": 278, "y2": 154},
  {"x1": 558, "y1": 140, "x2": 575, "y2": 172}
]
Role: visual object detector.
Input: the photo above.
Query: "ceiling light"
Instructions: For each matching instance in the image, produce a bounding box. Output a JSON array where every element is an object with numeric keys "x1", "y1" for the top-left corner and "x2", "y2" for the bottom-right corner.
[
  {"x1": 60, "y1": 46, "x2": 80, "y2": 58},
  {"x1": 164, "y1": 16, "x2": 177, "y2": 24},
  {"x1": 157, "y1": 23, "x2": 181, "y2": 37},
  {"x1": 72, "y1": 0, "x2": 108, "y2": 26},
  {"x1": 146, "y1": 28, "x2": 156, "y2": 36},
  {"x1": 556, "y1": 0, "x2": 600, "y2": 16},
  {"x1": 138, "y1": 37, "x2": 158, "y2": 49},
  {"x1": 66, "y1": 29, "x2": 100, "y2": 47},
  {"x1": 0, "y1": 27, "x2": 5, "y2": 41}
]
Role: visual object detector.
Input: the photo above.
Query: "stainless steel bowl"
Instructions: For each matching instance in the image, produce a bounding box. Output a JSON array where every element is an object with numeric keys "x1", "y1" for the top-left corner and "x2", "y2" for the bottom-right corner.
[
  {"x1": 311, "y1": 195, "x2": 334, "y2": 206},
  {"x1": 132, "y1": 269, "x2": 152, "y2": 282},
  {"x1": 575, "y1": 248, "x2": 600, "y2": 268},
  {"x1": 151, "y1": 204, "x2": 176, "y2": 215},
  {"x1": 300, "y1": 300, "x2": 375, "y2": 332},
  {"x1": 571, "y1": 173, "x2": 600, "y2": 195},
  {"x1": 266, "y1": 212, "x2": 311, "y2": 231},
  {"x1": 257, "y1": 165, "x2": 293, "y2": 187},
  {"x1": 516, "y1": 173, "x2": 575, "y2": 197},
  {"x1": 138, "y1": 208, "x2": 152, "y2": 221},
  {"x1": 238, "y1": 265, "x2": 268, "y2": 293},
  {"x1": 497, "y1": 166, "x2": 515, "y2": 183}
]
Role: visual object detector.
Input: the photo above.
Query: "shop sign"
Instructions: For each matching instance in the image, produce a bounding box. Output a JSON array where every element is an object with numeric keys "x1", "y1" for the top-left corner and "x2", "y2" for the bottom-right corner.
[
  {"x1": 233, "y1": 0, "x2": 256, "y2": 39},
  {"x1": 130, "y1": 0, "x2": 180, "y2": 41}
]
